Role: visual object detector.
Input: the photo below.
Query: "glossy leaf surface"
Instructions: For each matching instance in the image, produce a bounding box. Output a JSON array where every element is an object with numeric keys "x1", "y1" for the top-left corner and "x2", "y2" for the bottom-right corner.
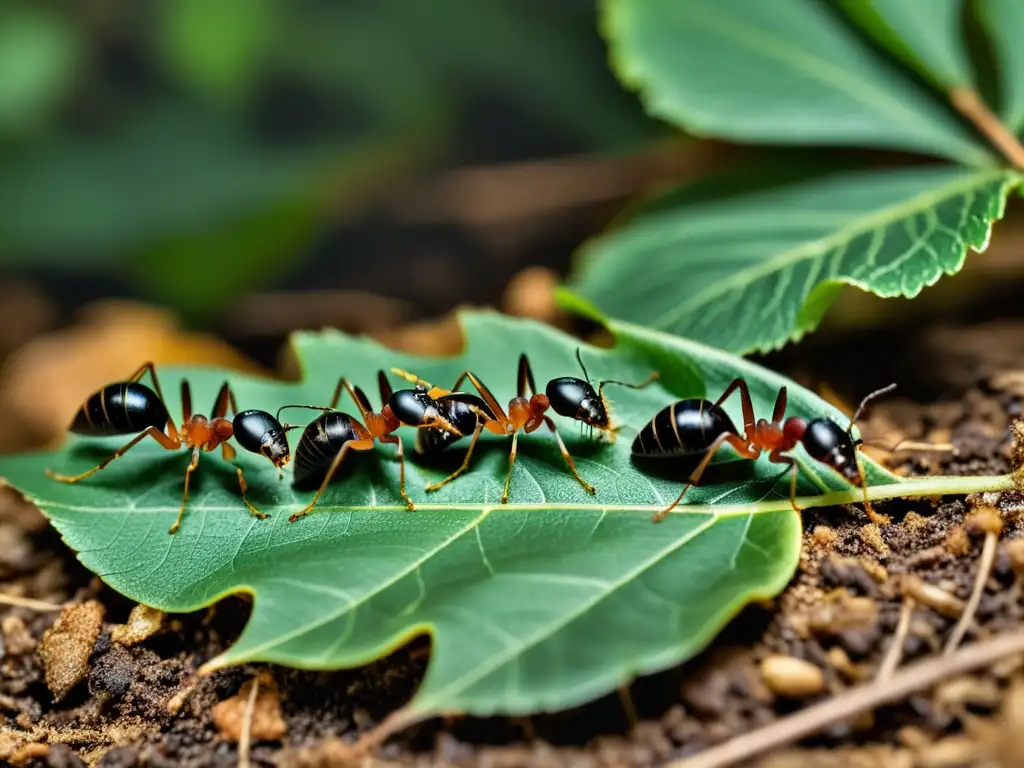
[
  {"x1": 0, "y1": 313, "x2": 894, "y2": 716},
  {"x1": 567, "y1": 166, "x2": 1015, "y2": 355}
]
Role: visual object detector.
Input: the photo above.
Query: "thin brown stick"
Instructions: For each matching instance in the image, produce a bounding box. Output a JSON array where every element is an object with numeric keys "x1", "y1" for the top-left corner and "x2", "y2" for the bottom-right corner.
[
  {"x1": 876, "y1": 596, "x2": 915, "y2": 682},
  {"x1": 664, "y1": 629, "x2": 1024, "y2": 768},
  {"x1": 238, "y1": 675, "x2": 260, "y2": 768},
  {"x1": 0, "y1": 593, "x2": 64, "y2": 612},
  {"x1": 944, "y1": 530, "x2": 999, "y2": 656},
  {"x1": 950, "y1": 87, "x2": 1024, "y2": 169}
]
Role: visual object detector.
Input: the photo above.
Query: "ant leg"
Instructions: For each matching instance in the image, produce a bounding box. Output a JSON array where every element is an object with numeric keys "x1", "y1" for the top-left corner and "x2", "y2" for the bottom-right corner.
[
  {"x1": 211, "y1": 382, "x2": 238, "y2": 419},
  {"x1": 425, "y1": 422, "x2": 485, "y2": 493},
  {"x1": 289, "y1": 438, "x2": 375, "y2": 523},
  {"x1": 653, "y1": 432, "x2": 759, "y2": 523},
  {"x1": 767, "y1": 450, "x2": 800, "y2": 513},
  {"x1": 221, "y1": 442, "x2": 269, "y2": 521},
  {"x1": 127, "y1": 362, "x2": 170, "y2": 404},
  {"x1": 452, "y1": 371, "x2": 511, "y2": 428},
  {"x1": 181, "y1": 380, "x2": 193, "y2": 422},
  {"x1": 379, "y1": 434, "x2": 415, "y2": 511},
  {"x1": 541, "y1": 415, "x2": 596, "y2": 498},
  {"x1": 518, "y1": 354, "x2": 538, "y2": 398},
  {"x1": 712, "y1": 378, "x2": 757, "y2": 440},
  {"x1": 771, "y1": 387, "x2": 788, "y2": 425},
  {"x1": 169, "y1": 447, "x2": 201, "y2": 535},
  {"x1": 46, "y1": 428, "x2": 180, "y2": 483},
  {"x1": 855, "y1": 453, "x2": 889, "y2": 525},
  {"x1": 501, "y1": 431, "x2": 521, "y2": 504}
]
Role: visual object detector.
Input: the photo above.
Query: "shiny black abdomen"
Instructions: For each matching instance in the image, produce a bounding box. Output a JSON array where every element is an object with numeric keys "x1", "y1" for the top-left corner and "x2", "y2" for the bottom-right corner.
[
  {"x1": 631, "y1": 398, "x2": 737, "y2": 457},
  {"x1": 414, "y1": 393, "x2": 492, "y2": 456},
  {"x1": 293, "y1": 412, "x2": 360, "y2": 484},
  {"x1": 70, "y1": 382, "x2": 169, "y2": 436},
  {"x1": 233, "y1": 409, "x2": 290, "y2": 465},
  {"x1": 545, "y1": 377, "x2": 606, "y2": 427}
]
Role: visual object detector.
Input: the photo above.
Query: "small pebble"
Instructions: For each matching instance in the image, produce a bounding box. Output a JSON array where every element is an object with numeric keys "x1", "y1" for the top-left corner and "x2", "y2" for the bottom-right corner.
[
  {"x1": 759, "y1": 655, "x2": 824, "y2": 698},
  {"x1": 858, "y1": 524, "x2": 889, "y2": 555},
  {"x1": 810, "y1": 526, "x2": 838, "y2": 550},
  {"x1": 111, "y1": 604, "x2": 164, "y2": 647},
  {"x1": 944, "y1": 526, "x2": 970, "y2": 556},
  {"x1": 902, "y1": 576, "x2": 964, "y2": 619},
  {"x1": 37, "y1": 601, "x2": 104, "y2": 702}
]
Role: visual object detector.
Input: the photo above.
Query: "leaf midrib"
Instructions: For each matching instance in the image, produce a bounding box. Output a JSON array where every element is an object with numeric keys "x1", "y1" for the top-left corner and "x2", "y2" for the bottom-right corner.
[{"x1": 647, "y1": 168, "x2": 1010, "y2": 331}]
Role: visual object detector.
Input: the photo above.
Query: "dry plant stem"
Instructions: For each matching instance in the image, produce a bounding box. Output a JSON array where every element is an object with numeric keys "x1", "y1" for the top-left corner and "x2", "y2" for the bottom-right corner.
[
  {"x1": 238, "y1": 675, "x2": 260, "y2": 768},
  {"x1": 876, "y1": 596, "x2": 914, "y2": 682},
  {"x1": 944, "y1": 531, "x2": 999, "y2": 656},
  {"x1": 664, "y1": 629, "x2": 1024, "y2": 768},
  {"x1": 0, "y1": 593, "x2": 63, "y2": 611},
  {"x1": 951, "y1": 87, "x2": 1024, "y2": 168}
]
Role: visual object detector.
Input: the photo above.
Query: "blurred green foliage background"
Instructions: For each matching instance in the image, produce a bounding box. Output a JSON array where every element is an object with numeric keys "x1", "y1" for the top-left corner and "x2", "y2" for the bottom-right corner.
[{"x1": 0, "y1": 0, "x2": 663, "y2": 329}]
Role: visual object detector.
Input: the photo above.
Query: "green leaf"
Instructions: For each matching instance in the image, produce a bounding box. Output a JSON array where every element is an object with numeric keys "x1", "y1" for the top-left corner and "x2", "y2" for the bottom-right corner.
[
  {"x1": 0, "y1": 6, "x2": 79, "y2": 136},
  {"x1": 0, "y1": 312, "x2": 894, "y2": 718},
  {"x1": 565, "y1": 166, "x2": 1016, "y2": 355},
  {"x1": 842, "y1": 0, "x2": 974, "y2": 90},
  {"x1": 977, "y1": 0, "x2": 1024, "y2": 133},
  {"x1": 601, "y1": 0, "x2": 992, "y2": 166},
  {"x1": 158, "y1": 0, "x2": 279, "y2": 104}
]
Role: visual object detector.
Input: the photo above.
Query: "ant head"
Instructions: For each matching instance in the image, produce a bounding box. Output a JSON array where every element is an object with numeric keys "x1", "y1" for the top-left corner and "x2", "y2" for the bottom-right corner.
[
  {"x1": 802, "y1": 418, "x2": 861, "y2": 484},
  {"x1": 545, "y1": 376, "x2": 609, "y2": 429},
  {"x1": 233, "y1": 409, "x2": 291, "y2": 467},
  {"x1": 388, "y1": 388, "x2": 439, "y2": 427}
]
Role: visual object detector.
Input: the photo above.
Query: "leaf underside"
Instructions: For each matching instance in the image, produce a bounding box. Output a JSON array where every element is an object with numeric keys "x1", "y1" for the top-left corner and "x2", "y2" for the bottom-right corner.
[
  {"x1": 567, "y1": 166, "x2": 1015, "y2": 355},
  {"x1": 0, "y1": 312, "x2": 893, "y2": 717}
]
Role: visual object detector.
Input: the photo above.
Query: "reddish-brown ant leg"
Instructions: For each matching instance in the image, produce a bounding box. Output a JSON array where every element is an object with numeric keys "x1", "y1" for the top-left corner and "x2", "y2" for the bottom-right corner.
[
  {"x1": 289, "y1": 438, "x2": 376, "y2": 523},
  {"x1": 712, "y1": 378, "x2": 757, "y2": 441},
  {"x1": 652, "y1": 432, "x2": 760, "y2": 523},
  {"x1": 127, "y1": 361, "x2": 171, "y2": 406},
  {"x1": 45, "y1": 427, "x2": 181, "y2": 483},
  {"x1": 767, "y1": 449, "x2": 800, "y2": 513},
  {"x1": 540, "y1": 415, "x2": 595, "y2": 497},
  {"x1": 501, "y1": 431, "x2": 521, "y2": 504},
  {"x1": 181, "y1": 380, "x2": 193, "y2": 423},
  {"x1": 854, "y1": 453, "x2": 889, "y2": 525},
  {"x1": 771, "y1": 386, "x2": 788, "y2": 425},
  {"x1": 425, "y1": 421, "x2": 486, "y2": 493},
  {"x1": 220, "y1": 442, "x2": 269, "y2": 520},
  {"x1": 169, "y1": 447, "x2": 202, "y2": 535},
  {"x1": 378, "y1": 434, "x2": 414, "y2": 511},
  {"x1": 451, "y1": 370, "x2": 511, "y2": 429}
]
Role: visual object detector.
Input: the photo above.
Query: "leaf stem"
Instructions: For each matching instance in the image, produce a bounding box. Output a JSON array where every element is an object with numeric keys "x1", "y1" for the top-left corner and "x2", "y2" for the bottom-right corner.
[
  {"x1": 666, "y1": 472, "x2": 1016, "y2": 520},
  {"x1": 950, "y1": 87, "x2": 1024, "y2": 169}
]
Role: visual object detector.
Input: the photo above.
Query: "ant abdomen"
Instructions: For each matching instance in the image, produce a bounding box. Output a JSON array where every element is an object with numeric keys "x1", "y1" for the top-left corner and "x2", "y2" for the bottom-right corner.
[
  {"x1": 632, "y1": 398, "x2": 737, "y2": 458},
  {"x1": 292, "y1": 412, "x2": 363, "y2": 485},
  {"x1": 70, "y1": 382, "x2": 170, "y2": 437},
  {"x1": 232, "y1": 409, "x2": 290, "y2": 468}
]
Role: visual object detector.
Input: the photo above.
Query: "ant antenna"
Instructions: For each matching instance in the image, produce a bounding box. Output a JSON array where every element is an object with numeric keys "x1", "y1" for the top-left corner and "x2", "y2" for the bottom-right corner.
[
  {"x1": 847, "y1": 383, "x2": 897, "y2": 433},
  {"x1": 575, "y1": 347, "x2": 591, "y2": 384}
]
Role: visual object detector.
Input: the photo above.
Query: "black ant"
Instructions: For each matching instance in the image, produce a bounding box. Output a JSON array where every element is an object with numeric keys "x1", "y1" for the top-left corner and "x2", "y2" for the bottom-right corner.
[
  {"x1": 278, "y1": 372, "x2": 429, "y2": 523},
  {"x1": 633, "y1": 378, "x2": 895, "y2": 523},
  {"x1": 545, "y1": 349, "x2": 659, "y2": 442},
  {"x1": 45, "y1": 362, "x2": 290, "y2": 534},
  {"x1": 390, "y1": 352, "x2": 657, "y2": 503}
]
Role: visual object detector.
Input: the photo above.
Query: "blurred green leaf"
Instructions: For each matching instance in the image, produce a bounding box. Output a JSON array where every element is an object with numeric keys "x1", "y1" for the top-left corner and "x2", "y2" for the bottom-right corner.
[
  {"x1": 842, "y1": 0, "x2": 973, "y2": 90},
  {"x1": 977, "y1": 0, "x2": 1024, "y2": 133},
  {"x1": 565, "y1": 165, "x2": 1016, "y2": 354},
  {"x1": 0, "y1": 6, "x2": 79, "y2": 135},
  {"x1": 601, "y1": 0, "x2": 991, "y2": 165},
  {"x1": 158, "y1": 0, "x2": 279, "y2": 104}
]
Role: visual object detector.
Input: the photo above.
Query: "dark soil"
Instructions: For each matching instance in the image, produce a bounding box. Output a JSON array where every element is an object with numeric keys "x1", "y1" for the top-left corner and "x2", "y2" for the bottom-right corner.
[{"x1": 4, "y1": 319, "x2": 1024, "y2": 767}]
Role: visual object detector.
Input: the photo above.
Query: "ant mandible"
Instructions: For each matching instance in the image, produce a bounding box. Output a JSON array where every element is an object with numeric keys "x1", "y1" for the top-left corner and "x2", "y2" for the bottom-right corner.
[
  {"x1": 279, "y1": 371, "x2": 430, "y2": 523},
  {"x1": 634, "y1": 378, "x2": 895, "y2": 523},
  {"x1": 45, "y1": 362, "x2": 291, "y2": 534},
  {"x1": 390, "y1": 352, "x2": 657, "y2": 503}
]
